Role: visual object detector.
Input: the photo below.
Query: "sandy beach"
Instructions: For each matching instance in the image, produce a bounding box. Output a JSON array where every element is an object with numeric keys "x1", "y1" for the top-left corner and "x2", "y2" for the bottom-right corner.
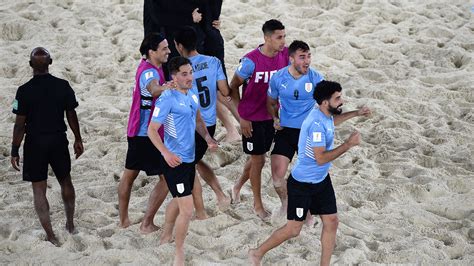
[{"x1": 0, "y1": 0, "x2": 473, "y2": 264}]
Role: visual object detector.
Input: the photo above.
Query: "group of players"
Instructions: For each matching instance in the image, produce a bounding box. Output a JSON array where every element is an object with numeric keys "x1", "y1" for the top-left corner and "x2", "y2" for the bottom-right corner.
[{"x1": 11, "y1": 17, "x2": 371, "y2": 266}]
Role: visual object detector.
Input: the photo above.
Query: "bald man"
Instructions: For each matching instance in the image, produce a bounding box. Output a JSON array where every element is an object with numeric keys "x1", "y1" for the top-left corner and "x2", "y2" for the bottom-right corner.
[{"x1": 11, "y1": 47, "x2": 84, "y2": 246}]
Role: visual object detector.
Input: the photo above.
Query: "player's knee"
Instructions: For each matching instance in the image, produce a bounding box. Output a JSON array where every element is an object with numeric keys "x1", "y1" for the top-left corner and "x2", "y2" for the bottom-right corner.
[
  {"x1": 179, "y1": 207, "x2": 194, "y2": 219},
  {"x1": 287, "y1": 225, "x2": 302, "y2": 238},
  {"x1": 323, "y1": 215, "x2": 339, "y2": 231},
  {"x1": 251, "y1": 155, "x2": 265, "y2": 167}
]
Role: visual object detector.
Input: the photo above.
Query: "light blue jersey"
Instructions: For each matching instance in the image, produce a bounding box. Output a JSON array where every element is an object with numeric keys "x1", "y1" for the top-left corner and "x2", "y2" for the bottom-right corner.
[
  {"x1": 151, "y1": 89, "x2": 200, "y2": 163},
  {"x1": 268, "y1": 66, "x2": 324, "y2": 129},
  {"x1": 137, "y1": 68, "x2": 161, "y2": 136},
  {"x1": 291, "y1": 107, "x2": 335, "y2": 184},
  {"x1": 189, "y1": 54, "x2": 226, "y2": 126},
  {"x1": 235, "y1": 56, "x2": 255, "y2": 81}
]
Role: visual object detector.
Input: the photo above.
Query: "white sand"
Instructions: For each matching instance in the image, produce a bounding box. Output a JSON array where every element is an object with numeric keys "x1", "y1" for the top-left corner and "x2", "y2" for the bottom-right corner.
[{"x1": 1, "y1": 0, "x2": 473, "y2": 264}]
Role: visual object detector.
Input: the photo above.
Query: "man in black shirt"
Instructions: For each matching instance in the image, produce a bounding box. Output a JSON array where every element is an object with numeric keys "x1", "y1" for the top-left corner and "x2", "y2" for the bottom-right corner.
[{"x1": 11, "y1": 47, "x2": 84, "y2": 246}]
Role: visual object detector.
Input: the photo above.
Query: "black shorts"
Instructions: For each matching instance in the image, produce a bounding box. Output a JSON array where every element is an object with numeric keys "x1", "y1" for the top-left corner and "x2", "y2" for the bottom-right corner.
[
  {"x1": 195, "y1": 124, "x2": 216, "y2": 163},
  {"x1": 242, "y1": 120, "x2": 275, "y2": 155},
  {"x1": 125, "y1": 136, "x2": 164, "y2": 176},
  {"x1": 287, "y1": 174, "x2": 337, "y2": 221},
  {"x1": 163, "y1": 162, "x2": 196, "y2": 198},
  {"x1": 23, "y1": 133, "x2": 71, "y2": 182},
  {"x1": 271, "y1": 127, "x2": 300, "y2": 160}
]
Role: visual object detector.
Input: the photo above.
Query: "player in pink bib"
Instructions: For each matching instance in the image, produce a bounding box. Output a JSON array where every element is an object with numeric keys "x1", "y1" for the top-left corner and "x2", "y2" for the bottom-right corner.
[
  {"x1": 229, "y1": 19, "x2": 289, "y2": 220},
  {"x1": 118, "y1": 33, "x2": 174, "y2": 233}
]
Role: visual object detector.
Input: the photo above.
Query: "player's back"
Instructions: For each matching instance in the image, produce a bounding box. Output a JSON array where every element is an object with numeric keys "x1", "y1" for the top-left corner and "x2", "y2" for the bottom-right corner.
[{"x1": 189, "y1": 54, "x2": 226, "y2": 126}]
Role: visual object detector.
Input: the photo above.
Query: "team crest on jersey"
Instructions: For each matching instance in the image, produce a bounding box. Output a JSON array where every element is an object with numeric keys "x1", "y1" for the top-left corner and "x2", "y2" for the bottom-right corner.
[
  {"x1": 192, "y1": 94, "x2": 199, "y2": 104},
  {"x1": 296, "y1": 208, "x2": 304, "y2": 218},
  {"x1": 176, "y1": 183, "x2": 185, "y2": 194},
  {"x1": 152, "y1": 107, "x2": 160, "y2": 117},
  {"x1": 247, "y1": 142, "x2": 254, "y2": 151},
  {"x1": 305, "y1": 83, "x2": 312, "y2": 93}
]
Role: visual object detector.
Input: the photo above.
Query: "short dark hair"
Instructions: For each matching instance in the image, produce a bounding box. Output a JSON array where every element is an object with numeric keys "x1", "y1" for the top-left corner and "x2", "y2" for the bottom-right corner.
[
  {"x1": 262, "y1": 19, "x2": 285, "y2": 36},
  {"x1": 288, "y1": 40, "x2": 310, "y2": 56},
  {"x1": 139, "y1": 32, "x2": 166, "y2": 58},
  {"x1": 168, "y1": 56, "x2": 191, "y2": 76},
  {"x1": 314, "y1": 80, "x2": 342, "y2": 105},
  {"x1": 174, "y1": 26, "x2": 197, "y2": 52}
]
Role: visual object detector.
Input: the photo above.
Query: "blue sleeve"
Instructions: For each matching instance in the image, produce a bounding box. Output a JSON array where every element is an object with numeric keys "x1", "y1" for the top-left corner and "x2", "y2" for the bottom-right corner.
[
  {"x1": 151, "y1": 93, "x2": 171, "y2": 124},
  {"x1": 140, "y1": 68, "x2": 161, "y2": 92},
  {"x1": 311, "y1": 69, "x2": 324, "y2": 85},
  {"x1": 267, "y1": 74, "x2": 279, "y2": 99},
  {"x1": 215, "y1": 58, "x2": 226, "y2": 81},
  {"x1": 235, "y1": 57, "x2": 255, "y2": 80},
  {"x1": 309, "y1": 121, "x2": 326, "y2": 148}
]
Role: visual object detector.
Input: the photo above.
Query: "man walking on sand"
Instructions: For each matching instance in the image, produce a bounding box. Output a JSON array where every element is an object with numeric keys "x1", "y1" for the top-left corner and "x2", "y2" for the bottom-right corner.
[
  {"x1": 230, "y1": 19, "x2": 289, "y2": 220},
  {"x1": 118, "y1": 33, "x2": 173, "y2": 233},
  {"x1": 266, "y1": 40, "x2": 324, "y2": 218},
  {"x1": 249, "y1": 81, "x2": 371, "y2": 266},
  {"x1": 174, "y1": 26, "x2": 232, "y2": 218},
  {"x1": 147, "y1": 56, "x2": 218, "y2": 266},
  {"x1": 11, "y1": 47, "x2": 84, "y2": 246}
]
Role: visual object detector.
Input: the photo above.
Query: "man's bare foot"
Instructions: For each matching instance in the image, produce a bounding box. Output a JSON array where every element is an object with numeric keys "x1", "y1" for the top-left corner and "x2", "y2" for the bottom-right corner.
[
  {"x1": 248, "y1": 249, "x2": 262, "y2": 266},
  {"x1": 174, "y1": 248, "x2": 185, "y2": 266},
  {"x1": 139, "y1": 222, "x2": 160, "y2": 234},
  {"x1": 46, "y1": 235, "x2": 60, "y2": 247},
  {"x1": 159, "y1": 233, "x2": 173, "y2": 245},
  {"x1": 254, "y1": 208, "x2": 271, "y2": 221},
  {"x1": 231, "y1": 187, "x2": 240, "y2": 204},
  {"x1": 119, "y1": 217, "x2": 131, "y2": 228},
  {"x1": 217, "y1": 195, "x2": 231, "y2": 212},
  {"x1": 194, "y1": 211, "x2": 209, "y2": 220},
  {"x1": 65, "y1": 221, "x2": 76, "y2": 234}
]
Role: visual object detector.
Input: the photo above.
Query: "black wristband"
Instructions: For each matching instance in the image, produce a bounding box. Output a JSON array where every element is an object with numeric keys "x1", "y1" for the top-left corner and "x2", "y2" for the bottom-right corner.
[{"x1": 11, "y1": 145, "x2": 20, "y2": 157}]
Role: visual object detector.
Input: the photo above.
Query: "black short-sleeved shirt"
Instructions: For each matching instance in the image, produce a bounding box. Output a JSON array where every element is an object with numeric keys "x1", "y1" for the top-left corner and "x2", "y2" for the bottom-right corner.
[{"x1": 12, "y1": 74, "x2": 78, "y2": 136}]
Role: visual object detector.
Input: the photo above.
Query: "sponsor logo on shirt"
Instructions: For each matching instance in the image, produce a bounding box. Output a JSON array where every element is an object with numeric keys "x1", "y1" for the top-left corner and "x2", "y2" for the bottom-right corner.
[
  {"x1": 313, "y1": 132, "x2": 322, "y2": 142},
  {"x1": 254, "y1": 70, "x2": 277, "y2": 83}
]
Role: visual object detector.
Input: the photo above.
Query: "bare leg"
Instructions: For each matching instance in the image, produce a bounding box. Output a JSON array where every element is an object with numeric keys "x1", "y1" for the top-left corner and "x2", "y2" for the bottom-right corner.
[
  {"x1": 140, "y1": 175, "x2": 169, "y2": 234},
  {"x1": 159, "y1": 198, "x2": 179, "y2": 245},
  {"x1": 216, "y1": 96, "x2": 240, "y2": 143},
  {"x1": 270, "y1": 154, "x2": 290, "y2": 216},
  {"x1": 249, "y1": 154, "x2": 269, "y2": 220},
  {"x1": 249, "y1": 220, "x2": 304, "y2": 266},
  {"x1": 320, "y1": 214, "x2": 339, "y2": 266},
  {"x1": 57, "y1": 174, "x2": 75, "y2": 234},
  {"x1": 32, "y1": 180, "x2": 59, "y2": 246},
  {"x1": 174, "y1": 195, "x2": 194, "y2": 266},
  {"x1": 118, "y1": 169, "x2": 139, "y2": 228},
  {"x1": 231, "y1": 157, "x2": 251, "y2": 204},
  {"x1": 192, "y1": 175, "x2": 208, "y2": 220},
  {"x1": 196, "y1": 161, "x2": 231, "y2": 211},
  {"x1": 218, "y1": 92, "x2": 240, "y2": 124}
]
